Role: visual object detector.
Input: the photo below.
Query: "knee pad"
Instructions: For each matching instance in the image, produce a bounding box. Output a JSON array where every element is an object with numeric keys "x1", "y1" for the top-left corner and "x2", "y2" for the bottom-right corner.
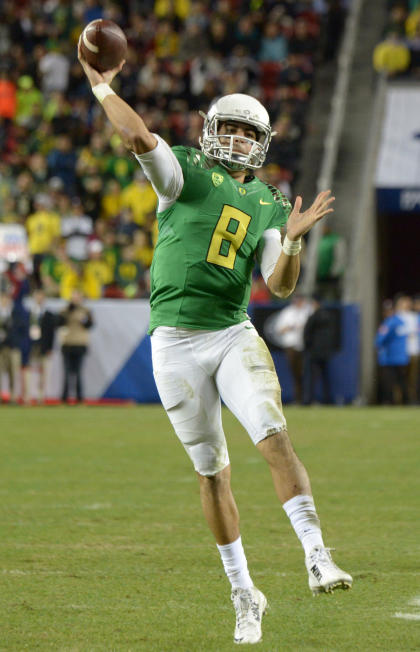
[{"x1": 184, "y1": 440, "x2": 229, "y2": 477}]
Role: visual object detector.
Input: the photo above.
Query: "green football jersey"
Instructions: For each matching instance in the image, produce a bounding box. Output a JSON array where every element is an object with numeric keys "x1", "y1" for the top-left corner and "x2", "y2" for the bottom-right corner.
[{"x1": 149, "y1": 146, "x2": 292, "y2": 332}]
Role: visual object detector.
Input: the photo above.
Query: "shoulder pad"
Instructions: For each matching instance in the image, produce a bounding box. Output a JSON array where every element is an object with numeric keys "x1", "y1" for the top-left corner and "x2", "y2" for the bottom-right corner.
[{"x1": 262, "y1": 182, "x2": 292, "y2": 208}]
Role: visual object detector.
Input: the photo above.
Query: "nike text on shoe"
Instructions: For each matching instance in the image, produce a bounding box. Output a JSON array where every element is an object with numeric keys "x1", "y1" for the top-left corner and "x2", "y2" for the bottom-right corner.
[
  {"x1": 305, "y1": 547, "x2": 353, "y2": 595},
  {"x1": 231, "y1": 586, "x2": 268, "y2": 645}
]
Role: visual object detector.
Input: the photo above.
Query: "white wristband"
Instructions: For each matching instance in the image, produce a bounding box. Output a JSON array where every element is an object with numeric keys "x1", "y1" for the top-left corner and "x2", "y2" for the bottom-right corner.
[
  {"x1": 92, "y1": 83, "x2": 116, "y2": 103},
  {"x1": 282, "y1": 234, "x2": 302, "y2": 256}
]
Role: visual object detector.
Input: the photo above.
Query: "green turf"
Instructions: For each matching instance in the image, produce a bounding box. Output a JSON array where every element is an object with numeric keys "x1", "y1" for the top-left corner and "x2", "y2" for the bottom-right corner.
[{"x1": 1, "y1": 406, "x2": 419, "y2": 651}]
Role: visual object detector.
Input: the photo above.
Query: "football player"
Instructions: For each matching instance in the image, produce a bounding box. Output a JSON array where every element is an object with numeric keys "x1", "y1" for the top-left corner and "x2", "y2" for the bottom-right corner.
[{"x1": 78, "y1": 42, "x2": 352, "y2": 645}]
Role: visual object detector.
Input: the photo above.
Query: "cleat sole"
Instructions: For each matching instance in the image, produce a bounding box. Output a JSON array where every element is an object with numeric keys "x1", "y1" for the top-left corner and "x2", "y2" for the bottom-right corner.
[{"x1": 311, "y1": 580, "x2": 353, "y2": 596}]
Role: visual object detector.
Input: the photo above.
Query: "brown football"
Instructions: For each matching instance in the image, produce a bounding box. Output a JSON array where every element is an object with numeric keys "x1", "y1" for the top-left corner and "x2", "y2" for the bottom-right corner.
[{"x1": 80, "y1": 19, "x2": 127, "y2": 72}]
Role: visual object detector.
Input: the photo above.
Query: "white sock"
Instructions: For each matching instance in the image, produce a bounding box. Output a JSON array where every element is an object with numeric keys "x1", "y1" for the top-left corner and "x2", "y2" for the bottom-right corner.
[
  {"x1": 283, "y1": 494, "x2": 325, "y2": 556},
  {"x1": 217, "y1": 536, "x2": 254, "y2": 589}
]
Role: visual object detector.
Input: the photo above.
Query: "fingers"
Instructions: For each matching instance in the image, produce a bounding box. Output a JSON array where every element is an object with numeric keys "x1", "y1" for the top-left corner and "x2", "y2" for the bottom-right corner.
[
  {"x1": 291, "y1": 195, "x2": 302, "y2": 214},
  {"x1": 313, "y1": 190, "x2": 335, "y2": 217},
  {"x1": 314, "y1": 189, "x2": 334, "y2": 207}
]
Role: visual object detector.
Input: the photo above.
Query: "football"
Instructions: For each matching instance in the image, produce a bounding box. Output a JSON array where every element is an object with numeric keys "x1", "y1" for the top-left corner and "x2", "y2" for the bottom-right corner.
[{"x1": 80, "y1": 19, "x2": 127, "y2": 72}]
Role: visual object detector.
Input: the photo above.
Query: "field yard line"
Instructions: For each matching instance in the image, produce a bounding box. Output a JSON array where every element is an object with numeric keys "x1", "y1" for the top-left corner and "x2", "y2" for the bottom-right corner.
[
  {"x1": 394, "y1": 612, "x2": 420, "y2": 621},
  {"x1": 393, "y1": 595, "x2": 420, "y2": 621}
]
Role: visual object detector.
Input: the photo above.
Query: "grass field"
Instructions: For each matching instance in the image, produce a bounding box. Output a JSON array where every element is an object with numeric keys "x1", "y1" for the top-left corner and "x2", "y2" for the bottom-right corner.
[{"x1": 1, "y1": 405, "x2": 419, "y2": 651}]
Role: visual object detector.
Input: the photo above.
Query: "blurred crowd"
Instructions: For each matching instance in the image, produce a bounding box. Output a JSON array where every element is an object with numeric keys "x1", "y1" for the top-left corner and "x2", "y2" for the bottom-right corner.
[
  {"x1": 375, "y1": 293, "x2": 420, "y2": 405},
  {"x1": 373, "y1": 0, "x2": 420, "y2": 77},
  {"x1": 0, "y1": 0, "x2": 348, "y2": 303},
  {"x1": 263, "y1": 294, "x2": 341, "y2": 405}
]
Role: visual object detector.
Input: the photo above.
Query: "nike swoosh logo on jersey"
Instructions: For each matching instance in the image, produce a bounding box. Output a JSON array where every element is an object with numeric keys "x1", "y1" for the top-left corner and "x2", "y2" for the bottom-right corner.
[{"x1": 259, "y1": 199, "x2": 272, "y2": 205}]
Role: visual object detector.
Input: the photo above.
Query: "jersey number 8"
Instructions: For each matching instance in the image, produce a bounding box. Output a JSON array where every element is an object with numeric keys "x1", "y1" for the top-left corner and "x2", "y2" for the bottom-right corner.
[{"x1": 206, "y1": 205, "x2": 251, "y2": 270}]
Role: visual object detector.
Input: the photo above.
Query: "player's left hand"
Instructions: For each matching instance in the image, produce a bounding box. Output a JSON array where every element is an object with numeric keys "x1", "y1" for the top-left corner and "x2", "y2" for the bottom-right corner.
[
  {"x1": 286, "y1": 190, "x2": 335, "y2": 241},
  {"x1": 77, "y1": 36, "x2": 125, "y2": 88}
]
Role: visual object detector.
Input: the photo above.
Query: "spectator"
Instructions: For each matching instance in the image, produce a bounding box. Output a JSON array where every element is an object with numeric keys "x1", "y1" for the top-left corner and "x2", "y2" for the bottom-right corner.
[
  {"x1": 46, "y1": 134, "x2": 77, "y2": 193},
  {"x1": 407, "y1": 21, "x2": 420, "y2": 76},
  {"x1": 24, "y1": 288, "x2": 56, "y2": 403},
  {"x1": 373, "y1": 31, "x2": 411, "y2": 77},
  {"x1": 269, "y1": 296, "x2": 314, "y2": 404},
  {"x1": 0, "y1": 293, "x2": 30, "y2": 403},
  {"x1": 207, "y1": 16, "x2": 233, "y2": 57},
  {"x1": 5, "y1": 262, "x2": 30, "y2": 303},
  {"x1": 259, "y1": 23, "x2": 288, "y2": 62},
  {"x1": 82, "y1": 240, "x2": 113, "y2": 299},
  {"x1": 83, "y1": 0, "x2": 104, "y2": 24},
  {"x1": 40, "y1": 241, "x2": 74, "y2": 298},
  {"x1": 59, "y1": 259, "x2": 83, "y2": 301},
  {"x1": 11, "y1": 171, "x2": 36, "y2": 223},
  {"x1": 303, "y1": 297, "x2": 339, "y2": 405},
  {"x1": 29, "y1": 152, "x2": 49, "y2": 189},
  {"x1": 113, "y1": 245, "x2": 145, "y2": 298},
  {"x1": 0, "y1": 292, "x2": 17, "y2": 402},
  {"x1": 0, "y1": 67, "x2": 17, "y2": 121},
  {"x1": 132, "y1": 228, "x2": 154, "y2": 268},
  {"x1": 315, "y1": 223, "x2": 346, "y2": 301},
  {"x1": 375, "y1": 295, "x2": 410, "y2": 404},
  {"x1": 101, "y1": 229, "x2": 120, "y2": 274},
  {"x1": 120, "y1": 170, "x2": 157, "y2": 227},
  {"x1": 154, "y1": 20, "x2": 180, "y2": 60},
  {"x1": 26, "y1": 193, "x2": 61, "y2": 284},
  {"x1": 178, "y1": 21, "x2": 208, "y2": 60},
  {"x1": 414, "y1": 294, "x2": 420, "y2": 403},
  {"x1": 405, "y1": 5, "x2": 420, "y2": 37},
  {"x1": 38, "y1": 43, "x2": 71, "y2": 95},
  {"x1": 15, "y1": 75, "x2": 43, "y2": 127},
  {"x1": 105, "y1": 137, "x2": 137, "y2": 189},
  {"x1": 0, "y1": 196, "x2": 20, "y2": 224},
  {"x1": 234, "y1": 15, "x2": 260, "y2": 55},
  {"x1": 101, "y1": 179, "x2": 122, "y2": 220},
  {"x1": 61, "y1": 196, "x2": 93, "y2": 262},
  {"x1": 397, "y1": 294, "x2": 419, "y2": 404},
  {"x1": 383, "y1": 3, "x2": 408, "y2": 38},
  {"x1": 79, "y1": 173, "x2": 103, "y2": 222},
  {"x1": 289, "y1": 17, "x2": 318, "y2": 57},
  {"x1": 58, "y1": 289, "x2": 94, "y2": 403},
  {"x1": 115, "y1": 208, "x2": 140, "y2": 247}
]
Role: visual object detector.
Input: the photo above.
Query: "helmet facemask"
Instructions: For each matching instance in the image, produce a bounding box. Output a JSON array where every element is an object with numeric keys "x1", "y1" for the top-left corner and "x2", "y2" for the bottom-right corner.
[{"x1": 200, "y1": 115, "x2": 270, "y2": 171}]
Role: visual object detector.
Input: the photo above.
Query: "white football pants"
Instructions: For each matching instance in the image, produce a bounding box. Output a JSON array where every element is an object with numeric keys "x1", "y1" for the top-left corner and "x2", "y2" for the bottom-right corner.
[{"x1": 151, "y1": 320, "x2": 287, "y2": 476}]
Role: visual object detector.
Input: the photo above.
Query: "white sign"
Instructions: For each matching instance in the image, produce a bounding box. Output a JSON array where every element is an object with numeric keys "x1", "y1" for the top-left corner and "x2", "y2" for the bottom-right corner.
[
  {"x1": 0, "y1": 224, "x2": 29, "y2": 263},
  {"x1": 376, "y1": 86, "x2": 420, "y2": 188}
]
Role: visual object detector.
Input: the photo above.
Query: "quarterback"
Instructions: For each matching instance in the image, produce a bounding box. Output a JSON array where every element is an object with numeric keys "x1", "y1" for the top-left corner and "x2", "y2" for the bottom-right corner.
[{"x1": 78, "y1": 42, "x2": 352, "y2": 645}]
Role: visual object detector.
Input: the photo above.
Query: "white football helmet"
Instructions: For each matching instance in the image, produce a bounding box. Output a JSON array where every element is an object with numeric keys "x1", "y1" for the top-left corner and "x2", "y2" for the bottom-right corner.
[{"x1": 199, "y1": 93, "x2": 272, "y2": 171}]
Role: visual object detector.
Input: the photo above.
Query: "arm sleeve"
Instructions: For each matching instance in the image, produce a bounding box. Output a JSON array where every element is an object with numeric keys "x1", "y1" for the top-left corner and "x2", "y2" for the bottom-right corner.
[
  {"x1": 133, "y1": 135, "x2": 184, "y2": 212},
  {"x1": 257, "y1": 228, "x2": 282, "y2": 284}
]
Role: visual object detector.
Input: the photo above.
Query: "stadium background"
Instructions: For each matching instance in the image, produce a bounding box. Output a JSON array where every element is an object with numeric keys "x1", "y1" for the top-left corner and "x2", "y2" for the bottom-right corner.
[{"x1": 0, "y1": 0, "x2": 418, "y2": 404}]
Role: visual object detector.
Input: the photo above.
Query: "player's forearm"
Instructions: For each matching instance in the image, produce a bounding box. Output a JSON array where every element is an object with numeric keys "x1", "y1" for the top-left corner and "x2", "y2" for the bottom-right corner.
[
  {"x1": 100, "y1": 94, "x2": 157, "y2": 154},
  {"x1": 267, "y1": 252, "x2": 300, "y2": 298}
]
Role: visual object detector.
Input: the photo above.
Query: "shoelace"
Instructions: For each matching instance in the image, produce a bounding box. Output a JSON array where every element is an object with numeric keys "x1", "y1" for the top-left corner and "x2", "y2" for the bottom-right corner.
[
  {"x1": 309, "y1": 547, "x2": 337, "y2": 567},
  {"x1": 233, "y1": 590, "x2": 260, "y2": 628}
]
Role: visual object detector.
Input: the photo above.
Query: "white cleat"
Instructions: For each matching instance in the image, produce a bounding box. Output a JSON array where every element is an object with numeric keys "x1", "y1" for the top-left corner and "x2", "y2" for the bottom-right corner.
[
  {"x1": 305, "y1": 546, "x2": 353, "y2": 595},
  {"x1": 231, "y1": 586, "x2": 268, "y2": 645}
]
